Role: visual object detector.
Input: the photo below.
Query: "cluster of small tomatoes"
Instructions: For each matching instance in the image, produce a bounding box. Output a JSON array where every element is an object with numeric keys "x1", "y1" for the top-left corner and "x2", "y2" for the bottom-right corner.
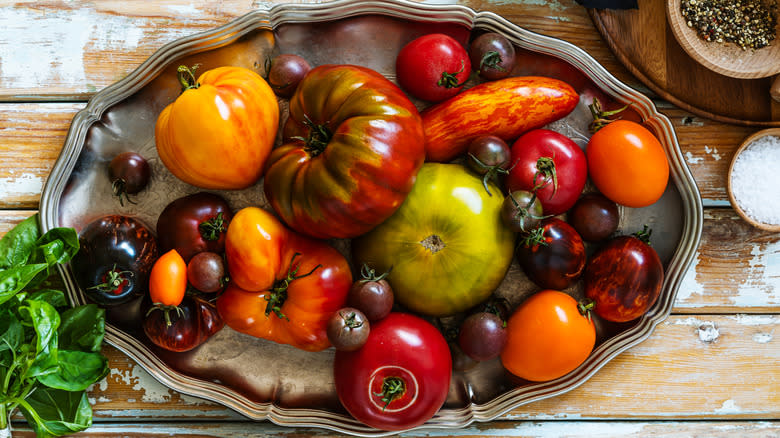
[{"x1": 70, "y1": 29, "x2": 671, "y2": 432}]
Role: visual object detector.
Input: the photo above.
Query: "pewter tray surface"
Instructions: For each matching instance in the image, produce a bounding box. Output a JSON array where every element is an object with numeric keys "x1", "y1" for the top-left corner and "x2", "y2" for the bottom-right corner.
[{"x1": 40, "y1": 1, "x2": 703, "y2": 435}]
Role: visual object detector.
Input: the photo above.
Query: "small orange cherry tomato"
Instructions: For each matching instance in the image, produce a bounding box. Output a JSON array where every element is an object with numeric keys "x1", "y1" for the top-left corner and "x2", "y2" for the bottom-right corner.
[
  {"x1": 500, "y1": 289, "x2": 595, "y2": 382},
  {"x1": 586, "y1": 120, "x2": 669, "y2": 208},
  {"x1": 149, "y1": 249, "x2": 187, "y2": 306}
]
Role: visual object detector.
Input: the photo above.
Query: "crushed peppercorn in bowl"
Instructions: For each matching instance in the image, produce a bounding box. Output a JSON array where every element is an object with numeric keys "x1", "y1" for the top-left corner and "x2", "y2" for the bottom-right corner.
[
  {"x1": 666, "y1": 0, "x2": 780, "y2": 79},
  {"x1": 728, "y1": 128, "x2": 780, "y2": 232}
]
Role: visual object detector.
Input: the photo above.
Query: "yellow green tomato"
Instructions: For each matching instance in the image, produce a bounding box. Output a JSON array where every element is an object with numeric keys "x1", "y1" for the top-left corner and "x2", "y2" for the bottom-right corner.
[{"x1": 352, "y1": 163, "x2": 515, "y2": 317}]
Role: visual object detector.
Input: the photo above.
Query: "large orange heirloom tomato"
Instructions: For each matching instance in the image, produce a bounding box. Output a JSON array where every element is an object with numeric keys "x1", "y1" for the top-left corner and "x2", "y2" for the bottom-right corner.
[
  {"x1": 216, "y1": 207, "x2": 352, "y2": 351},
  {"x1": 263, "y1": 64, "x2": 426, "y2": 239},
  {"x1": 155, "y1": 65, "x2": 279, "y2": 190}
]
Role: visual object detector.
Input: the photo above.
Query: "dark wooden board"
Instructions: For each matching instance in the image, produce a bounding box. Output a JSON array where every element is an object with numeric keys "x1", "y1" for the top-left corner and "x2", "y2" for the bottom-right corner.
[{"x1": 589, "y1": 0, "x2": 780, "y2": 127}]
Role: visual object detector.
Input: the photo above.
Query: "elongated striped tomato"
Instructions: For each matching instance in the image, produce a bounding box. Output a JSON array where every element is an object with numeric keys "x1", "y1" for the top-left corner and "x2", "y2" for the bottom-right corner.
[
  {"x1": 421, "y1": 76, "x2": 579, "y2": 162},
  {"x1": 155, "y1": 66, "x2": 279, "y2": 189}
]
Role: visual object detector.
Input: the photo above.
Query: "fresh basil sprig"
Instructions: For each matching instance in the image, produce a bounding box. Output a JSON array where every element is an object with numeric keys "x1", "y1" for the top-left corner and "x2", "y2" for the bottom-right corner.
[{"x1": 0, "y1": 214, "x2": 108, "y2": 437}]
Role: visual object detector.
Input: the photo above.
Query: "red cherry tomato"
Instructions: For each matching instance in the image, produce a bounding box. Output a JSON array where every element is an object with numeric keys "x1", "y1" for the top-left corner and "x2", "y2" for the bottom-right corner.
[
  {"x1": 396, "y1": 33, "x2": 471, "y2": 102},
  {"x1": 506, "y1": 129, "x2": 587, "y2": 216},
  {"x1": 587, "y1": 120, "x2": 669, "y2": 208},
  {"x1": 334, "y1": 312, "x2": 451, "y2": 431}
]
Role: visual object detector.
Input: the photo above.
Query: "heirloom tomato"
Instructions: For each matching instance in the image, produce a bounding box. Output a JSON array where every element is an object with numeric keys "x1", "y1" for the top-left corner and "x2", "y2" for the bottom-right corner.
[
  {"x1": 334, "y1": 313, "x2": 451, "y2": 431},
  {"x1": 217, "y1": 207, "x2": 352, "y2": 351},
  {"x1": 516, "y1": 217, "x2": 586, "y2": 291},
  {"x1": 143, "y1": 294, "x2": 224, "y2": 353},
  {"x1": 347, "y1": 264, "x2": 394, "y2": 322},
  {"x1": 469, "y1": 32, "x2": 516, "y2": 80},
  {"x1": 352, "y1": 163, "x2": 515, "y2": 317},
  {"x1": 395, "y1": 33, "x2": 471, "y2": 102},
  {"x1": 156, "y1": 192, "x2": 233, "y2": 263},
  {"x1": 148, "y1": 249, "x2": 187, "y2": 307},
  {"x1": 326, "y1": 307, "x2": 370, "y2": 352},
  {"x1": 264, "y1": 64, "x2": 425, "y2": 239},
  {"x1": 155, "y1": 65, "x2": 279, "y2": 190},
  {"x1": 568, "y1": 193, "x2": 619, "y2": 242},
  {"x1": 108, "y1": 152, "x2": 150, "y2": 206},
  {"x1": 501, "y1": 290, "x2": 595, "y2": 382},
  {"x1": 506, "y1": 129, "x2": 587, "y2": 216},
  {"x1": 584, "y1": 227, "x2": 664, "y2": 322},
  {"x1": 587, "y1": 119, "x2": 669, "y2": 208}
]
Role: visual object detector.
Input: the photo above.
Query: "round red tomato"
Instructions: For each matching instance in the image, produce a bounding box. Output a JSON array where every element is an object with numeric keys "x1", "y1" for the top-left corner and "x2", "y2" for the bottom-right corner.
[
  {"x1": 396, "y1": 33, "x2": 471, "y2": 102},
  {"x1": 506, "y1": 129, "x2": 587, "y2": 216},
  {"x1": 501, "y1": 289, "x2": 595, "y2": 382},
  {"x1": 334, "y1": 312, "x2": 451, "y2": 431},
  {"x1": 587, "y1": 120, "x2": 669, "y2": 208}
]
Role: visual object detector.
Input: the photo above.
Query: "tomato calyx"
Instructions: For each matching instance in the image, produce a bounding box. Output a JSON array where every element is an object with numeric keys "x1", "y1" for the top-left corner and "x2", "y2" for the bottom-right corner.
[
  {"x1": 111, "y1": 179, "x2": 137, "y2": 207},
  {"x1": 88, "y1": 265, "x2": 133, "y2": 295},
  {"x1": 479, "y1": 50, "x2": 507, "y2": 73},
  {"x1": 633, "y1": 225, "x2": 653, "y2": 245},
  {"x1": 518, "y1": 226, "x2": 547, "y2": 247},
  {"x1": 177, "y1": 65, "x2": 201, "y2": 92},
  {"x1": 338, "y1": 309, "x2": 366, "y2": 329},
  {"x1": 146, "y1": 303, "x2": 184, "y2": 328},
  {"x1": 293, "y1": 114, "x2": 332, "y2": 157},
  {"x1": 588, "y1": 98, "x2": 630, "y2": 132},
  {"x1": 199, "y1": 212, "x2": 227, "y2": 241},
  {"x1": 437, "y1": 60, "x2": 468, "y2": 89},
  {"x1": 532, "y1": 156, "x2": 558, "y2": 198},
  {"x1": 507, "y1": 191, "x2": 549, "y2": 232},
  {"x1": 468, "y1": 152, "x2": 510, "y2": 196},
  {"x1": 373, "y1": 376, "x2": 406, "y2": 411},
  {"x1": 359, "y1": 263, "x2": 391, "y2": 283},
  {"x1": 578, "y1": 298, "x2": 595, "y2": 323},
  {"x1": 264, "y1": 252, "x2": 322, "y2": 320}
]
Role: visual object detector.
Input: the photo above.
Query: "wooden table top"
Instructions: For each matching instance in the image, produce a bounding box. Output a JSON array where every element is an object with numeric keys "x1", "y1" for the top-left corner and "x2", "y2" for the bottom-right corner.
[{"x1": 1, "y1": 1, "x2": 779, "y2": 436}]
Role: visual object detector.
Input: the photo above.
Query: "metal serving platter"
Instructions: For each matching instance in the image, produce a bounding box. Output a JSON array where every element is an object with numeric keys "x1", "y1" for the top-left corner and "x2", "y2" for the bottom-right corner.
[{"x1": 40, "y1": 0, "x2": 703, "y2": 435}]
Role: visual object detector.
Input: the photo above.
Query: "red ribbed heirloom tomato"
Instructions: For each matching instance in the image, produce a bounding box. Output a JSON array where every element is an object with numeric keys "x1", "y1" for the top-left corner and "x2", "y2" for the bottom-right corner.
[
  {"x1": 263, "y1": 64, "x2": 426, "y2": 239},
  {"x1": 155, "y1": 65, "x2": 279, "y2": 190},
  {"x1": 216, "y1": 207, "x2": 352, "y2": 351},
  {"x1": 334, "y1": 312, "x2": 452, "y2": 431}
]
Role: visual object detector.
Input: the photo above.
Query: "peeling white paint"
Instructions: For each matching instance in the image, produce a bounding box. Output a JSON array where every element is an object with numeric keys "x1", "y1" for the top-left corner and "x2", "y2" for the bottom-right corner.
[
  {"x1": 128, "y1": 360, "x2": 210, "y2": 405},
  {"x1": 685, "y1": 151, "x2": 703, "y2": 164},
  {"x1": 729, "y1": 241, "x2": 780, "y2": 307},
  {"x1": 0, "y1": 174, "x2": 44, "y2": 197},
  {"x1": 713, "y1": 399, "x2": 742, "y2": 414},
  {"x1": 753, "y1": 332, "x2": 773, "y2": 343},
  {"x1": 704, "y1": 145, "x2": 722, "y2": 161},
  {"x1": 697, "y1": 322, "x2": 720, "y2": 343},
  {"x1": 732, "y1": 314, "x2": 777, "y2": 326},
  {"x1": 675, "y1": 252, "x2": 703, "y2": 305}
]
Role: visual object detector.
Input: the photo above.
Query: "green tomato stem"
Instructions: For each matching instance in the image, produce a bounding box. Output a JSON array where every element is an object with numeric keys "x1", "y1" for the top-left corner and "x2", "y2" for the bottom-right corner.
[{"x1": 373, "y1": 376, "x2": 405, "y2": 411}]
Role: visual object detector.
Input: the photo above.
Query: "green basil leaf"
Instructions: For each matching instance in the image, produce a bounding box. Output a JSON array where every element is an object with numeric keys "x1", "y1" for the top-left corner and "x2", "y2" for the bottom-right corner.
[
  {"x1": 19, "y1": 388, "x2": 93, "y2": 437},
  {"x1": 58, "y1": 305, "x2": 105, "y2": 353},
  {"x1": 0, "y1": 263, "x2": 48, "y2": 306},
  {"x1": 0, "y1": 214, "x2": 40, "y2": 269},
  {"x1": 34, "y1": 227, "x2": 80, "y2": 266},
  {"x1": 20, "y1": 300, "x2": 61, "y2": 378},
  {"x1": 27, "y1": 289, "x2": 68, "y2": 309},
  {"x1": 0, "y1": 311, "x2": 23, "y2": 353},
  {"x1": 37, "y1": 350, "x2": 109, "y2": 391}
]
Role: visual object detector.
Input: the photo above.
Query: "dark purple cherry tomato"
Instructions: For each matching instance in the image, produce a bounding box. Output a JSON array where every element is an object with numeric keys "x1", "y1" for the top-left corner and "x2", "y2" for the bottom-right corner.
[
  {"x1": 458, "y1": 311, "x2": 507, "y2": 362},
  {"x1": 568, "y1": 193, "x2": 620, "y2": 242},
  {"x1": 469, "y1": 32, "x2": 516, "y2": 80},
  {"x1": 187, "y1": 251, "x2": 226, "y2": 293},
  {"x1": 71, "y1": 215, "x2": 158, "y2": 307},
  {"x1": 517, "y1": 217, "x2": 586, "y2": 290},
  {"x1": 467, "y1": 135, "x2": 511, "y2": 196},
  {"x1": 327, "y1": 307, "x2": 371, "y2": 352},
  {"x1": 506, "y1": 129, "x2": 588, "y2": 216},
  {"x1": 584, "y1": 226, "x2": 664, "y2": 322},
  {"x1": 108, "y1": 152, "x2": 150, "y2": 205},
  {"x1": 347, "y1": 264, "x2": 394, "y2": 322},
  {"x1": 396, "y1": 33, "x2": 471, "y2": 102},
  {"x1": 266, "y1": 54, "x2": 311, "y2": 98},
  {"x1": 156, "y1": 192, "x2": 233, "y2": 263},
  {"x1": 501, "y1": 190, "x2": 545, "y2": 234},
  {"x1": 143, "y1": 294, "x2": 224, "y2": 352}
]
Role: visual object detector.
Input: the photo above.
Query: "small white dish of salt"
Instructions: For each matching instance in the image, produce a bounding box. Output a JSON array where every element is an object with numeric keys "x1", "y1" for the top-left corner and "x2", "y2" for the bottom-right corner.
[{"x1": 728, "y1": 128, "x2": 780, "y2": 232}]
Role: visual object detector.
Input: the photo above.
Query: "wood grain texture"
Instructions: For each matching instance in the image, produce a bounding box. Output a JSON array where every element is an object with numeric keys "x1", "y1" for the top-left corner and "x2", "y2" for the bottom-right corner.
[{"x1": 590, "y1": 0, "x2": 780, "y2": 126}]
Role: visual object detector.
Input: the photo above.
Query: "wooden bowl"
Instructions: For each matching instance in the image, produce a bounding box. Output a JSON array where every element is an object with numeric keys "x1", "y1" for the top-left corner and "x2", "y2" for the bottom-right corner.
[
  {"x1": 727, "y1": 128, "x2": 780, "y2": 232},
  {"x1": 666, "y1": 0, "x2": 780, "y2": 79}
]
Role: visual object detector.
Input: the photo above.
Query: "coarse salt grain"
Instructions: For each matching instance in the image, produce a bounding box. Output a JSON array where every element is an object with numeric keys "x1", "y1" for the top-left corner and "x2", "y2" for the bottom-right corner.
[{"x1": 730, "y1": 134, "x2": 780, "y2": 226}]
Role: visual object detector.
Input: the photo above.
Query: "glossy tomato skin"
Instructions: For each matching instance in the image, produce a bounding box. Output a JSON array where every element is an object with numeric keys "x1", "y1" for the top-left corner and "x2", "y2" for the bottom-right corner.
[
  {"x1": 567, "y1": 193, "x2": 619, "y2": 242},
  {"x1": 584, "y1": 233, "x2": 664, "y2": 322},
  {"x1": 506, "y1": 129, "x2": 587, "y2": 216},
  {"x1": 156, "y1": 192, "x2": 233, "y2": 263},
  {"x1": 143, "y1": 295, "x2": 224, "y2": 352},
  {"x1": 264, "y1": 65, "x2": 425, "y2": 239},
  {"x1": 155, "y1": 66, "x2": 279, "y2": 189},
  {"x1": 517, "y1": 217, "x2": 586, "y2": 290},
  {"x1": 587, "y1": 120, "x2": 669, "y2": 208},
  {"x1": 72, "y1": 215, "x2": 158, "y2": 307},
  {"x1": 334, "y1": 313, "x2": 452, "y2": 431},
  {"x1": 396, "y1": 33, "x2": 471, "y2": 102},
  {"x1": 422, "y1": 76, "x2": 579, "y2": 162},
  {"x1": 148, "y1": 249, "x2": 187, "y2": 307},
  {"x1": 501, "y1": 290, "x2": 595, "y2": 382},
  {"x1": 353, "y1": 163, "x2": 515, "y2": 317},
  {"x1": 218, "y1": 207, "x2": 352, "y2": 351}
]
